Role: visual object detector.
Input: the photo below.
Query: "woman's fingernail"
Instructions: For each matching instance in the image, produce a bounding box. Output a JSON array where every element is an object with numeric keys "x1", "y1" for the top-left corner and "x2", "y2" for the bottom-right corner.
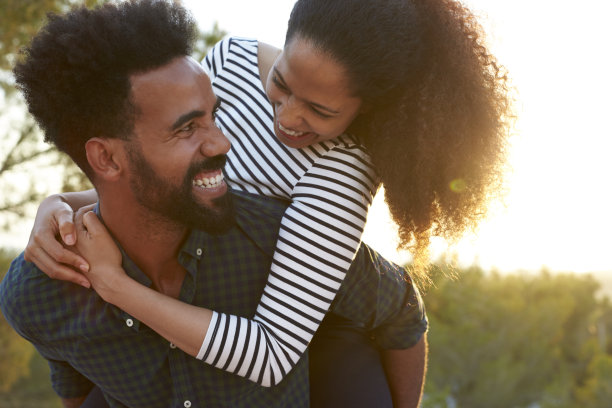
[
  {"x1": 81, "y1": 281, "x2": 91, "y2": 289},
  {"x1": 79, "y1": 264, "x2": 90, "y2": 272},
  {"x1": 65, "y1": 234, "x2": 75, "y2": 245}
]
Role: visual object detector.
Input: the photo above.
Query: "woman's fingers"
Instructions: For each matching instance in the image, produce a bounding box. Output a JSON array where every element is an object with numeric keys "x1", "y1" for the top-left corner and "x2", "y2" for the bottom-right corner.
[
  {"x1": 81, "y1": 210, "x2": 105, "y2": 236},
  {"x1": 25, "y1": 198, "x2": 91, "y2": 275},
  {"x1": 34, "y1": 227, "x2": 89, "y2": 272},
  {"x1": 57, "y1": 209, "x2": 78, "y2": 246},
  {"x1": 26, "y1": 245, "x2": 91, "y2": 288}
]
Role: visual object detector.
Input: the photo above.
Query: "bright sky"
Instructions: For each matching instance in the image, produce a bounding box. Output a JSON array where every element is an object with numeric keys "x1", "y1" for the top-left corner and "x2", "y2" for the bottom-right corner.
[{"x1": 182, "y1": 0, "x2": 612, "y2": 273}]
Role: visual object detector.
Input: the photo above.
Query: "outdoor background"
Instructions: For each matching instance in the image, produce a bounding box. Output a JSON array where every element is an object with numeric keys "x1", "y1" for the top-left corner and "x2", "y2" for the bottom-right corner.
[{"x1": 1, "y1": 0, "x2": 611, "y2": 407}]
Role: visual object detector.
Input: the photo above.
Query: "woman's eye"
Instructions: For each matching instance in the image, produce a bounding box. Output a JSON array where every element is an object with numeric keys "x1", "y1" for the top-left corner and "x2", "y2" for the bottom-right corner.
[
  {"x1": 310, "y1": 107, "x2": 333, "y2": 118},
  {"x1": 272, "y1": 75, "x2": 288, "y2": 92}
]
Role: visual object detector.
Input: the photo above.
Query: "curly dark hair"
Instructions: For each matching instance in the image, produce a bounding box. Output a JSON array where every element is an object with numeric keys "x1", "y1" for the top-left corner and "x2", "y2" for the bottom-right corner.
[
  {"x1": 287, "y1": 0, "x2": 512, "y2": 283},
  {"x1": 13, "y1": 0, "x2": 197, "y2": 178}
]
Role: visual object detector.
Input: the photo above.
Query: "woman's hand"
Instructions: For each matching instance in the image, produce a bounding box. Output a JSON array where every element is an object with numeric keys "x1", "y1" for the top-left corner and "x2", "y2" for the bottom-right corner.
[
  {"x1": 75, "y1": 208, "x2": 127, "y2": 301},
  {"x1": 75, "y1": 210, "x2": 212, "y2": 358},
  {"x1": 24, "y1": 195, "x2": 91, "y2": 288}
]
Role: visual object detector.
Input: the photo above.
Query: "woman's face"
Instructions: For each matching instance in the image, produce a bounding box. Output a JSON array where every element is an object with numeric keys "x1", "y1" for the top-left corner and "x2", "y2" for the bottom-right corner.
[{"x1": 266, "y1": 37, "x2": 363, "y2": 148}]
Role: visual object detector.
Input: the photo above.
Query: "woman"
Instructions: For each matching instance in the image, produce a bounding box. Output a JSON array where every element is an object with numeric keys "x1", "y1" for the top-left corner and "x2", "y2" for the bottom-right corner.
[{"x1": 26, "y1": 0, "x2": 510, "y2": 405}]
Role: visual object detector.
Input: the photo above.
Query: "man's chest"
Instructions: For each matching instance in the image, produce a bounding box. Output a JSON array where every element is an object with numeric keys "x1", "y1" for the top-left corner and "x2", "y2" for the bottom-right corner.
[{"x1": 58, "y1": 299, "x2": 307, "y2": 408}]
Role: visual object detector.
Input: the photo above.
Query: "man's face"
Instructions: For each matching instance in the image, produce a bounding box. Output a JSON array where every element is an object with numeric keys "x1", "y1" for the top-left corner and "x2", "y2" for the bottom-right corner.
[{"x1": 126, "y1": 56, "x2": 234, "y2": 233}]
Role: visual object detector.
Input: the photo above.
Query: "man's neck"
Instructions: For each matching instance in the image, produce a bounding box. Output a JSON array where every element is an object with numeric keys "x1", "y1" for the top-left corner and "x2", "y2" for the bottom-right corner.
[{"x1": 98, "y1": 195, "x2": 189, "y2": 298}]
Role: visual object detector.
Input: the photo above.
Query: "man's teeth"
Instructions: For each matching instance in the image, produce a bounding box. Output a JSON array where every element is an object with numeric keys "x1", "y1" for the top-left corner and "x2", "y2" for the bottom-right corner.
[
  {"x1": 193, "y1": 173, "x2": 224, "y2": 188},
  {"x1": 278, "y1": 122, "x2": 305, "y2": 137}
]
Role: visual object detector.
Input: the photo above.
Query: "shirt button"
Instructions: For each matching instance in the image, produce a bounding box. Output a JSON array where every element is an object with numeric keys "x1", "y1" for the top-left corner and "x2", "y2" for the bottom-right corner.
[
  {"x1": 196, "y1": 248, "x2": 203, "y2": 256},
  {"x1": 126, "y1": 318, "x2": 134, "y2": 327},
  {"x1": 169, "y1": 342, "x2": 177, "y2": 349},
  {"x1": 184, "y1": 401, "x2": 192, "y2": 408}
]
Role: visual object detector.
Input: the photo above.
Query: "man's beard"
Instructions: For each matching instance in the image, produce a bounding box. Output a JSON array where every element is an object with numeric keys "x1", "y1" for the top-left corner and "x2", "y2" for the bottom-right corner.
[{"x1": 126, "y1": 144, "x2": 235, "y2": 234}]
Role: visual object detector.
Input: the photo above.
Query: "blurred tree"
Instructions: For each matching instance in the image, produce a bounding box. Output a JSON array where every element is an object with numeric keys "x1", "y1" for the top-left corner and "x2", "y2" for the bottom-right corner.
[
  {"x1": 0, "y1": 0, "x2": 226, "y2": 232},
  {"x1": 422, "y1": 266, "x2": 612, "y2": 408}
]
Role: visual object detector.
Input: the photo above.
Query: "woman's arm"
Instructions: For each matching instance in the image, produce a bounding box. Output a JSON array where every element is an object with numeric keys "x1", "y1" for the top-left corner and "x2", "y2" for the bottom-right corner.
[
  {"x1": 76, "y1": 210, "x2": 212, "y2": 356},
  {"x1": 198, "y1": 144, "x2": 377, "y2": 385},
  {"x1": 24, "y1": 189, "x2": 98, "y2": 287}
]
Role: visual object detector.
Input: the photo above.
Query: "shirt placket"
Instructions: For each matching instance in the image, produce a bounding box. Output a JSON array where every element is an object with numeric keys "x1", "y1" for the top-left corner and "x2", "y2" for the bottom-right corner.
[{"x1": 169, "y1": 240, "x2": 204, "y2": 407}]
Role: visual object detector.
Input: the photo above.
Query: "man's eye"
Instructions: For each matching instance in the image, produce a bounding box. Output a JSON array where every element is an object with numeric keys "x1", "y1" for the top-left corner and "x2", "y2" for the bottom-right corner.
[{"x1": 180, "y1": 123, "x2": 196, "y2": 134}]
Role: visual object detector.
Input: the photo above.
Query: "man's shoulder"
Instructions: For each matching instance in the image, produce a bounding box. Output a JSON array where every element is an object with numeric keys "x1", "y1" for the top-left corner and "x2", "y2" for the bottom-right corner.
[
  {"x1": 0, "y1": 252, "x2": 92, "y2": 335},
  {"x1": 227, "y1": 190, "x2": 289, "y2": 256},
  {"x1": 232, "y1": 189, "x2": 288, "y2": 218},
  {"x1": 1, "y1": 252, "x2": 38, "y2": 304},
  {"x1": 0, "y1": 253, "x2": 45, "y2": 332}
]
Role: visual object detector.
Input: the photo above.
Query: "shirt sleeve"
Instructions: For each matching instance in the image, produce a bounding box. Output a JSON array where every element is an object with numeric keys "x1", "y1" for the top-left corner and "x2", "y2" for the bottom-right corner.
[
  {"x1": 201, "y1": 37, "x2": 230, "y2": 81},
  {"x1": 331, "y1": 244, "x2": 428, "y2": 349},
  {"x1": 47, "y1": 358, "x2": 95, "y2": 399},
  {"x1": 197, "y1": 144, "x2": 378, "y2": 386},
  {"x1": 0, "y1": 255, "x2": 94, "y2": 399}
]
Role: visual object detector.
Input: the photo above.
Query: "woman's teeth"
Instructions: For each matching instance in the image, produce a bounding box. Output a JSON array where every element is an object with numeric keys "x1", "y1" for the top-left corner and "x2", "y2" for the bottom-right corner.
[
  {"x1": 193, "y1": 173, "x2": 224, "y2": 189},
  {"x1": 278, "y1": 122, "x2": 306, "y2": 137}
]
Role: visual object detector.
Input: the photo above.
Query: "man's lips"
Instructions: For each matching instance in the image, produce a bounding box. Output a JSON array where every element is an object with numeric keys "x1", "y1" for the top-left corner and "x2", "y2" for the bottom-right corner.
[{"x1": 192, "y1": 169, "x2": 224, "y2": 189}]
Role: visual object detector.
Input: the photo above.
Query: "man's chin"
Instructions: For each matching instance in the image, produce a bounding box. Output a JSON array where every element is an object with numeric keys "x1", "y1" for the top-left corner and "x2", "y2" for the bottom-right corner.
[{"x1": 190, "y1": 192, "x2": 236, "y2": 234}]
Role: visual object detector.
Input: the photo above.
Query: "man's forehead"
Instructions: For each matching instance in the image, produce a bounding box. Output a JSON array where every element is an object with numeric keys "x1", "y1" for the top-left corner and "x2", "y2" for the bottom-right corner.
[
  {"x1": 128, "y1": 56, "x2": 215, "y2": 125},
  {"x1": 130, "y1": 56, "x2": 207, "y2": 92}
]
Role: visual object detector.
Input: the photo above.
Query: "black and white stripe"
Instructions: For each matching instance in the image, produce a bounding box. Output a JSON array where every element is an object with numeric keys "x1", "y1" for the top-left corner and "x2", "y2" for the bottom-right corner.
[{"x1": 197, "y1": 37, "x2": 377, "y2": 386}]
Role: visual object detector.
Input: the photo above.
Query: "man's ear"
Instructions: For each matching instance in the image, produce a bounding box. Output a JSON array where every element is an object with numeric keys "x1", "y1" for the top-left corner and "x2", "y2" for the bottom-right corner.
[{"x1": 85, "y1": 137, "x2": 125, "y2": 181}]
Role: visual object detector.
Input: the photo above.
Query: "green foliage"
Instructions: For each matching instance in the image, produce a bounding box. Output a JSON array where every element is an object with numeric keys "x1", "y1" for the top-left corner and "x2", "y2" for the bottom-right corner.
[
  {"x1": 0, "y1": 351, "x2": 62, "y2": 407},
  {"x1": 422, "y1": 265, "x2": 612, "y2": 408},
  {"x1": 192, "y1": 21, "x2": 227, "y2": 63}
]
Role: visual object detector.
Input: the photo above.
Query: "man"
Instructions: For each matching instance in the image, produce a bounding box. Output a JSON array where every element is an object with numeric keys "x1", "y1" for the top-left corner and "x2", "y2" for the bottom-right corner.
[{"x1": 0, "y1": 1, "x2": 427, "y2": 407}]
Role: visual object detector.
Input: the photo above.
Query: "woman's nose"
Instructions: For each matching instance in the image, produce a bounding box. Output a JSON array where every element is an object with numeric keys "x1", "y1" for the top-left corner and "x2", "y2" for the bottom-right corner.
[{"x1": 276, "y1": 96, "x2": 304, "y2": 129}]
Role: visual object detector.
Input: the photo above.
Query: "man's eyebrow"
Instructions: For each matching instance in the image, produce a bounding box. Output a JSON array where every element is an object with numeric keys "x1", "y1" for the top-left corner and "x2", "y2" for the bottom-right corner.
[
  {"x1": 170, "y1": 110, "x2": 205, "y2": 131},
  {"x1": 273, "y1": 68, "x2": 340, "y2": 115}
]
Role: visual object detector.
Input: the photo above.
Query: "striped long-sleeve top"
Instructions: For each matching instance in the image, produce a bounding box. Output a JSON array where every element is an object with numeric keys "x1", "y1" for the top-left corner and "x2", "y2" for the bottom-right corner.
[{"x1": 197, "y1": 37, "x2": 378, "y2": 386}]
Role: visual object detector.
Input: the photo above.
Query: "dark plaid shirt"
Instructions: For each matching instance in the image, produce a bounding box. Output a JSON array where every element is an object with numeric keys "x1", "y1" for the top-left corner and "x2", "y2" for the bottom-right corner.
[{"x1": 0, "y1": 191, "x2": 427, "y2": 408}]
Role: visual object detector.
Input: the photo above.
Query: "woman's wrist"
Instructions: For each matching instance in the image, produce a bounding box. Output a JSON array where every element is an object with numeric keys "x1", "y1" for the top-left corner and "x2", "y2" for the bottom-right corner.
[{"x1": 92, "y1": 267, "x2": 133, "y2": 304}]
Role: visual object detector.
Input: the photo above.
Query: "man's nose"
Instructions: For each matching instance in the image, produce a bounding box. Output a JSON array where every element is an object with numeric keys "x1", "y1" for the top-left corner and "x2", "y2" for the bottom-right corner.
[{"x1": 201, "y1": 124, "x2": 230, "y2": 157}]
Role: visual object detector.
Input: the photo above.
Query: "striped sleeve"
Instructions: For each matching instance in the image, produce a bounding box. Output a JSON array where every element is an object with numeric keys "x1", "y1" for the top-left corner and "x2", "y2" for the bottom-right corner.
[
  {"x1": 197, "y1": 144, "x2": 378, "y2": 386},
  {"x1": 202, "y1": 36, "x2": 230, "y2": 81}
]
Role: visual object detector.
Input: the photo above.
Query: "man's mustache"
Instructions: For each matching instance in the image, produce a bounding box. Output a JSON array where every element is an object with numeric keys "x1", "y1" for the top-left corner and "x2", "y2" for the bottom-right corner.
[{"x1": 188, "y1": 154, "x2": 227, "y2": 176}]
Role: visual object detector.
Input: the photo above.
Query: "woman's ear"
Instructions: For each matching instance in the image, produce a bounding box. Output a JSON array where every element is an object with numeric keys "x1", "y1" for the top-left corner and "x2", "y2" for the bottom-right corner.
[{"x1": 85, "y1": 137, "x2": 125, "y2": 181}]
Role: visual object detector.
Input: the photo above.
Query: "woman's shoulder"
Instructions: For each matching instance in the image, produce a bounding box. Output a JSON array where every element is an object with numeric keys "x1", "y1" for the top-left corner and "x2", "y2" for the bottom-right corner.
[
  {"x1": 322, "y1": 134, "x2": 371, "y2": 162},
  {"x1": 203, "y1": 36, "x2": 259, "y2": 72},
  {"x1": 257, "y1": 41, "x2": 281, "y2": 84},
  {"x1": 305, "y1": 136, "x2": 378, "y2": 190}
]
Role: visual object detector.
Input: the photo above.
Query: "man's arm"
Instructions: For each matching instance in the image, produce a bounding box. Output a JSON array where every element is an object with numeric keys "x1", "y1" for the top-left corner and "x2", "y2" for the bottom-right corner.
[{"x1": 381, "y1": 334, "x2": 427, "y2": 408}]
